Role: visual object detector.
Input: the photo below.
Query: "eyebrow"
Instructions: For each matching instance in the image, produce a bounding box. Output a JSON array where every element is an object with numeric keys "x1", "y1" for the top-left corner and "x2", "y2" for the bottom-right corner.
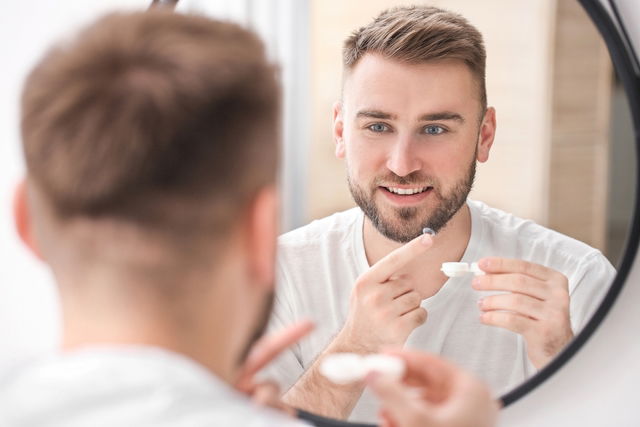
[
  {"x1": 356, "y1": 110, "x2": 465, "y2": 123},
  {"x1": 356, "y1": 110, "x2": 396, "y2": 120},
  {"x1": 419, "y1": 112, "x2": 465, "y2": 123}
]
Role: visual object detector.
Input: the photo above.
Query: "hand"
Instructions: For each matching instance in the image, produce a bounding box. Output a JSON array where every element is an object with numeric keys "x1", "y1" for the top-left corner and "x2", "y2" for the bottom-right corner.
[
  {"x1": 236, "y1": 320, "x2": 314, "y2": 414},
  {"x1": 368, "y1": 350, "x2": 499, "y2": 427},
  {"x1": 337, "y1": 234, "x2": 433, "y2": 354},
  {"x1": 473, "y1": 257, "x2": 573, "y2": 369}
]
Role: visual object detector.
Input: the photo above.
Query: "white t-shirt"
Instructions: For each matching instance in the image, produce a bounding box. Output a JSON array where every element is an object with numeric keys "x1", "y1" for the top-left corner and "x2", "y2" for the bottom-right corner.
[
  {"x1": 265, "y1": 200, "x2": 615, "y2": 423},
  {"x1": 0, "y1": 346, "x2": 307, "y2": 427}
]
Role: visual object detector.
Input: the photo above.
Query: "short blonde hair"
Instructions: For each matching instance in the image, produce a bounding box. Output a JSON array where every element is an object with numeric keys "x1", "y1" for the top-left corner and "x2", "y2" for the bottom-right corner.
[{"x1": 343, "y1": 6, "x2": 487, "y2": 111}]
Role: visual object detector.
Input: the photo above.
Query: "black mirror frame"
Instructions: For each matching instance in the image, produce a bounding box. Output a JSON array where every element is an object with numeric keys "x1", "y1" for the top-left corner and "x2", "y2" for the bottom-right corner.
[
  {"x1": 298, "y1": 1, "x2": 640, "y2": 424},
  {"x1": 502, "y1": 0, "x2": 640, "y2": 407}
]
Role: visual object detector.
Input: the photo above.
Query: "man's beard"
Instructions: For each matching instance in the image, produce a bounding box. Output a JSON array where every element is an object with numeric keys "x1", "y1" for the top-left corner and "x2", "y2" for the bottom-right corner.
[
  {"x1": 348, "y1": 157, "x2": 476, "y2": 243},
  {"x1": 236, "y1": 290, "x2": 275, "y2": 367}
]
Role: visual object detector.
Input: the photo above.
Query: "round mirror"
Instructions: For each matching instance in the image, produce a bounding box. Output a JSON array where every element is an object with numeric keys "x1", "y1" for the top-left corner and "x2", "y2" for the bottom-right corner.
[
  {"x1": 243, "y1": 1, "x2": 636, "y2": 425},
  {"x1": 164, "y1": 0, "x2": 640, "y2": 425},
  {"x1": 272, "y1": 1, "x2": 635, "y2": 425}
]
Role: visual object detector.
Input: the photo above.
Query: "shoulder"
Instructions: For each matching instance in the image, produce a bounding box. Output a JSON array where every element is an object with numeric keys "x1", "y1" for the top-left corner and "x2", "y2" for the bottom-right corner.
[
  {"x1": 469, "y1": 200, "x2": 611, "y2": 268},
  {"x1": 0, "y1": 350, "x2": 306, "y2": 427}
]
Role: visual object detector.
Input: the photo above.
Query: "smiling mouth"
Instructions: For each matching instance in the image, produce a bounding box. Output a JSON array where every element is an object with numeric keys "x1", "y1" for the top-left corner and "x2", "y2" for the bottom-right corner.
[{"x1": 382, "y1": 185, "x2": 432, "y2": 195}]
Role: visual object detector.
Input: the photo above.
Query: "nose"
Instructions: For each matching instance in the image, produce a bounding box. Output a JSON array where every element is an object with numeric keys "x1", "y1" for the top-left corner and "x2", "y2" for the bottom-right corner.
[{"x1": 386, "y1": 135, "x2": 422, "y2": 177}]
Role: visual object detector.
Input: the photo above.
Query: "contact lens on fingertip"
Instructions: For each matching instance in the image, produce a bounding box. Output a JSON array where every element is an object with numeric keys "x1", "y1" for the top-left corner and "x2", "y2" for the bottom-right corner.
[{"x1": 422, "y1": 227, "x2": 435, "y2": 236}]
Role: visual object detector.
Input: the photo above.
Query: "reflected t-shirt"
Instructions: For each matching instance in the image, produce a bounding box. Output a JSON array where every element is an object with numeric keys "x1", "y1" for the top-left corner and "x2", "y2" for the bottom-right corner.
[{"x1": 264, "y1": 199, "x2": 615, "y2": 424}]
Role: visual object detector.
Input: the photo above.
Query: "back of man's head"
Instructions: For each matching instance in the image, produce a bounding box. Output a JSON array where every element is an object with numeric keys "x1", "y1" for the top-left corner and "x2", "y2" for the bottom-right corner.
[{"x1": 21, "y1": 10, "x2": 280, "y2": 252}]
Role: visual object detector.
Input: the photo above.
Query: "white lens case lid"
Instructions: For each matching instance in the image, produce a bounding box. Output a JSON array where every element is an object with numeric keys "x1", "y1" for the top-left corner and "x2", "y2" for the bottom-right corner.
[
  {"x1": 441, "y1": 262, "x2": 470, "y2": 277},
  {"x1": 441, "y1": 262, "x2": 485, "y2": 277},
  {"x1": 320, "y1": 353, "x2": 406, "y2": 385}
]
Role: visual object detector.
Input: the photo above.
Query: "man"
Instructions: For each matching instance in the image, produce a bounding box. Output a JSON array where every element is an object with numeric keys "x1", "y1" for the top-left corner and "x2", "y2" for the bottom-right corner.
[
  {"x1": 265, "y1": 5, "x2": 615, "y2": 423},
  {"x1": 0, "y1": 8, "x2": 498, "y2": 427},
  {"x1": 0, "y1": 10, "x2": 303, "y2": 426}
]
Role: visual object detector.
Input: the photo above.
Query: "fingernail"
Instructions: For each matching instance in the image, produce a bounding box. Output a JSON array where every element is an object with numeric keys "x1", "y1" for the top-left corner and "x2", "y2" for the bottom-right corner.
[
  {"x1": 479, "y1": 259, "x2": 490, "y2": 269},
  {"x1": 477, "y1": 298, "x2": 484, "y2": 308},
  {"x1": 472, "y1": 277, "x2": 481, "y2": 288},
  {"x1": 420, "y1": 234, "x2": 432, "y2": 245}
]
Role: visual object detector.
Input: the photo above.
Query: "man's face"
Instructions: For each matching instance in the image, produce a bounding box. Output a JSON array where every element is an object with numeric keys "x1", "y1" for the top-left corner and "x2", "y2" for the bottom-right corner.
[{"x1": 335, "y1": 55, "x2": 494, "y2": 242}]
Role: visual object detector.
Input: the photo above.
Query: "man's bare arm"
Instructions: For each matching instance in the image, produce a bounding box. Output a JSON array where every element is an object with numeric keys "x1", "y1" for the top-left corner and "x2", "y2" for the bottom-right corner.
[
  {"x1": 282, "y1": 234, "x2": 434, "y2": 418},
  {"x1": 283, "y1": 356, "x2": 363, "y2": 417}
]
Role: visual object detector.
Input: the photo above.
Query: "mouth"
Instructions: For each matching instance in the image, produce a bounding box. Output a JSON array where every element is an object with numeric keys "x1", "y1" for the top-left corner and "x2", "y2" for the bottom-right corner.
[
  {"x1": 379, "y1": 185, "x2": 434, "y2": 205},
  {"x1": 382, "y1": 185, "x2": 432, "y2": 195}
]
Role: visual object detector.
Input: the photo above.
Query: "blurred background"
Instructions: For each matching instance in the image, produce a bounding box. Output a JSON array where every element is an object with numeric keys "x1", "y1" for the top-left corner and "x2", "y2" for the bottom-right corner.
[{"x1": 0, "y1": 0, "x2": 635, "y2": 366}]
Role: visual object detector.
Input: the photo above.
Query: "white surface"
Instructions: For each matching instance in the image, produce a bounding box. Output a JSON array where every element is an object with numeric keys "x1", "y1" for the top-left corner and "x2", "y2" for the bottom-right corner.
[{"x1": 0, "y1": 0, "x2": 147, "y2": 369}]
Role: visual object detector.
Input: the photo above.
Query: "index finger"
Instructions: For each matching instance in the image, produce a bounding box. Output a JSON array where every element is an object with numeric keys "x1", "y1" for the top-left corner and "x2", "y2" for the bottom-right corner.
[
  {"x1": 366, "y1": 234, "x2": 433, "y2": 283},
  {"x1": 236, "y1": 320, "x2": 314, "y2": 388},
  {"x1": 478, "y1": 257, "x2": 556, "y2": 281}
]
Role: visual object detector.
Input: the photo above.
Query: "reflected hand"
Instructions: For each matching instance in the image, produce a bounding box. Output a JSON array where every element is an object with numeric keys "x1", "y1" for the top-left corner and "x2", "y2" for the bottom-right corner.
[
  {"x1": 368, "y1": 350, "x2": 499, "y2": 427},
  {"x1": 473, "y1": 257, "x2": 573, "y2": 369},
  {"x1": 336, "y1": 234, "x2": 432, "y2": 354},
  {"x1": 236, "y1": 320, "x2": 314, "y2": 414}
]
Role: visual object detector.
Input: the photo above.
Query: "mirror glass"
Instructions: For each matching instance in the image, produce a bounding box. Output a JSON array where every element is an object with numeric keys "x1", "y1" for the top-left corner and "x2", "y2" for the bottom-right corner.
[{"x1": 183, "y1": 0, "x2": 636, "y2": 424}]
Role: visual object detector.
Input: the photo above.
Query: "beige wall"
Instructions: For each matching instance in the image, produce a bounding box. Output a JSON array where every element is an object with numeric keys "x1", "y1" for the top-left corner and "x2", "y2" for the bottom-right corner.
[{"x1": 307, "y1": 0, "x2": 612, "y2": 251}]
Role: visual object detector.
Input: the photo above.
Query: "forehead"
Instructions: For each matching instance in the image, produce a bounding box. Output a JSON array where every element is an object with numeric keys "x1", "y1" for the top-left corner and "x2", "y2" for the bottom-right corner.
[{"x1": 343, "y1": 54, "x2": 480, "y2": 118}]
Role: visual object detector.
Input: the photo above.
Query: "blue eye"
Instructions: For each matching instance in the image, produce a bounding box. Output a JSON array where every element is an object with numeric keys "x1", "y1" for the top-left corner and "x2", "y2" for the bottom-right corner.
[
  {"x1": 368, "y1": 123, "x2": 389, "y2": 132},
  {"x1": 424, "y1": 125, "x2": 445, "y2": 135}
]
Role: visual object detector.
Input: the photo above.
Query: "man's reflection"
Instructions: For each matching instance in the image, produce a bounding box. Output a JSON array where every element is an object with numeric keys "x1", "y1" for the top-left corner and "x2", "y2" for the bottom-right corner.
[{"x1": 265, "y1": 5, "x2": 615, "y2": 423}]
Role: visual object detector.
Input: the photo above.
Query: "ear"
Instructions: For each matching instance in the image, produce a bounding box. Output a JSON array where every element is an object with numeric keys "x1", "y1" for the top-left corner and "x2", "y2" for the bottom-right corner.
[
  {"x1": 333, "y1": 101, "x2": 345, "y2": 159},
  {"x1": 13, "y1": 179, "x2": 43, "y2": 260},
  {"x1": 245, "y1": 185, "x2": 278, "y2": 291},
  {"x1": 476, "y1": 107, "x2": 496, "y2": 163}
]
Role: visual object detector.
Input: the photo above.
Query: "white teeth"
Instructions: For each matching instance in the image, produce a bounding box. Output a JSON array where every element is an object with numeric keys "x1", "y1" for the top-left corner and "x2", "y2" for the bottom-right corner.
[{"x1": 386, "y1": 186, "x2": 429, "y2": 195}]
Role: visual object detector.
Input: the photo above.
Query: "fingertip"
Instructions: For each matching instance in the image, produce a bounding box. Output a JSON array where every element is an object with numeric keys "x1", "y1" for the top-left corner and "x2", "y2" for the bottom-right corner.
[
  {"x1": 298, "y1": 318, "x2": 316, "y2": 332},
  {"x1": 471, "y1": 277, "x2": 482, "y2": 289},
  {"x1": 419, "y1": 234, "x2": 433, "y2": 246}
]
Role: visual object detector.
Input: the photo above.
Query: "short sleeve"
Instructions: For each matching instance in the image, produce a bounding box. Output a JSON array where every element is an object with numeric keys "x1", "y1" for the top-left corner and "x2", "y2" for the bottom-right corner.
[{"x1": 568, "y1": 251, "x2": 617, "y2": 333}]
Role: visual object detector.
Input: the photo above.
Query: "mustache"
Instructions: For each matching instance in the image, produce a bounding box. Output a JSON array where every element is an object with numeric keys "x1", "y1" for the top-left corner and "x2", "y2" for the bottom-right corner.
[{"x1": 373, "y1": 172, "x2": 437, "y2": 187}]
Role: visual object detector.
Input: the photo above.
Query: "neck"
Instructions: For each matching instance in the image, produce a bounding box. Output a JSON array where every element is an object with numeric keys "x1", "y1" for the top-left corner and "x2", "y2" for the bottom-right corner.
[
  {"x1": 362, "y1": 202, "x2": 472, "y2": 298},
  {"x1": 56, "y1": 261, "x2": 245, "y2": 385}
]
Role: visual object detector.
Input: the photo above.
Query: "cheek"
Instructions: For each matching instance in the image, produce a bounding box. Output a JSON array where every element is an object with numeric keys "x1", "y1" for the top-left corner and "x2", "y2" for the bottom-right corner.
[
  {"x1": 345, "y1": 137, "x2": 386, "y2": 179},
  {"x1": 421, "y1": 139, "x2": 476, "y2": 181}
]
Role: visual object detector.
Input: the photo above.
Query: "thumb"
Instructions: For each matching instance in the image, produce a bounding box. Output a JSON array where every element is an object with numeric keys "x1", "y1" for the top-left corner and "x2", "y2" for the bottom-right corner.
[{"x1": 368, "y1": 373, "x2": 434, "y2": 426}]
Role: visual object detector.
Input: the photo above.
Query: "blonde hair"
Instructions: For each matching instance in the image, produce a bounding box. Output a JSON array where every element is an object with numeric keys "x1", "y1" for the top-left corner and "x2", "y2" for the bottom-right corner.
[{"x1": 343, "y1": 6, "x2": 487, "y2": 111}]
